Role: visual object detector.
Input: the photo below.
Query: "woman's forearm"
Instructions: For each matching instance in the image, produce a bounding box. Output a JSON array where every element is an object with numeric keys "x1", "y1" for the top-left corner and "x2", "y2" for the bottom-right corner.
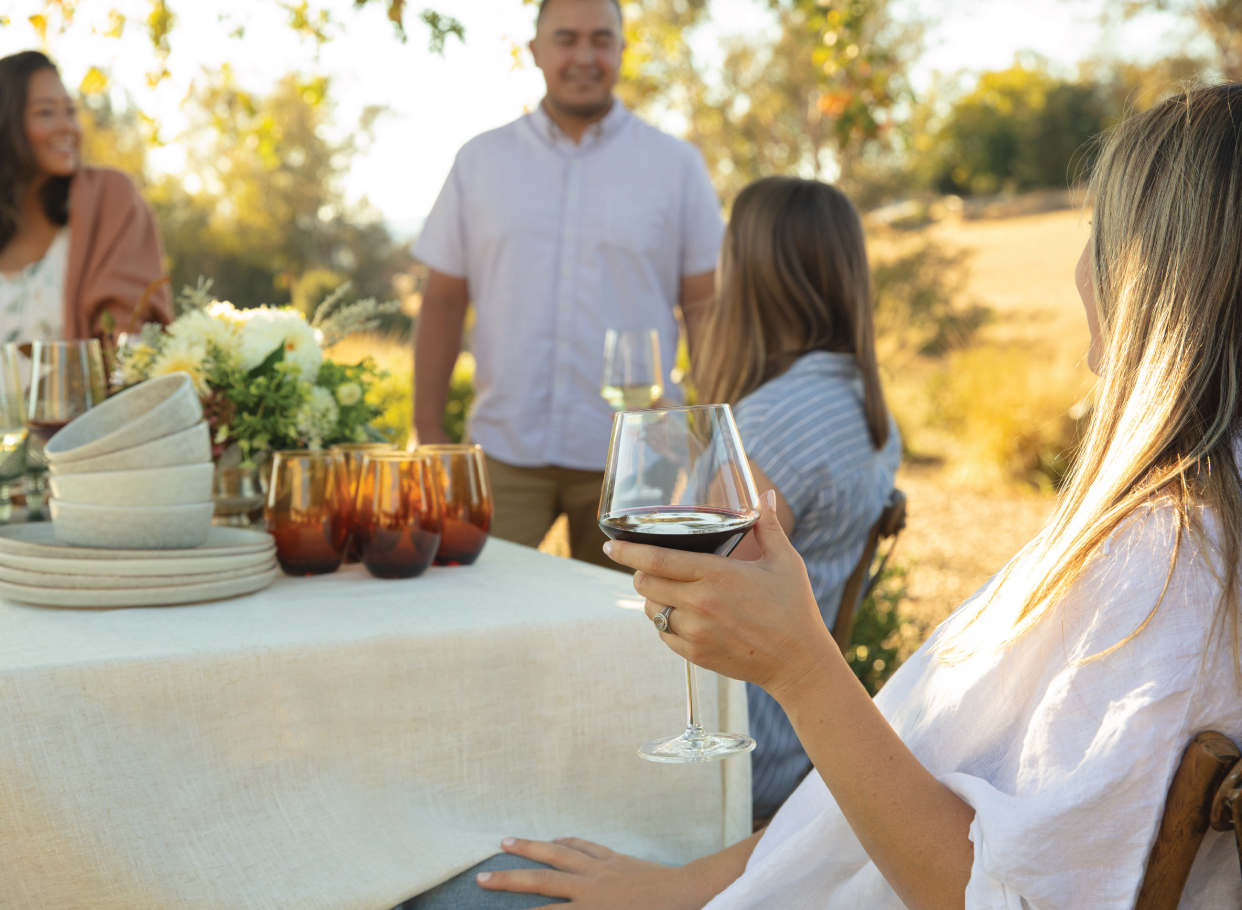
[{"x1": 773, "y1": 644, "x2": 975, "y2": 910}]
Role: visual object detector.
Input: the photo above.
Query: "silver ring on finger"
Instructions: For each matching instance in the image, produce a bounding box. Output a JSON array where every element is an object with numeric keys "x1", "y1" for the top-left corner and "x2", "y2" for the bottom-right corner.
[{"x1": 653, "y1": 606, "x2": 675, "y2": 635}]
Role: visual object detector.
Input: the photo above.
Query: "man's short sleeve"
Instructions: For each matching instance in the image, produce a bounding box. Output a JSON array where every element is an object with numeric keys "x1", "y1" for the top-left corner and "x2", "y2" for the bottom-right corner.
[
  {"x1": 679, "y1": 146, "x2": 724, "y2": 277},
  {"x1": 413, "y1": 153, "x2": 468, "y2": 279}
]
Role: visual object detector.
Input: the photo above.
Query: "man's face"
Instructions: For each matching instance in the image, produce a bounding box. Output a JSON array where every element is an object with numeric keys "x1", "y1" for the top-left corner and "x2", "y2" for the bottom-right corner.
[{"x1": 529, "y1": 0, "x2": 624, "y2": 119}]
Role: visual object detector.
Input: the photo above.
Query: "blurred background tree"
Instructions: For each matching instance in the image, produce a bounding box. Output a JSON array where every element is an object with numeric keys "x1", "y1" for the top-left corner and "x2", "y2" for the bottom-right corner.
[
  {"x1": 1113, "y1": 0, "x2": 1242, "y2": 80},
  {"x1": 618, "y1": 0, "x2": 919, "y2": 208},
  {"x1": 147, "y1": 69, "x2": 411, "y2": 315},
  {"x1": 25, "y1": 0, "x2": 466, "y2": 65},
  {"x1": 75, "y1": 66, "x2": 414, "y2": 325},
  {"x1": 913, "y1": 61, "x2": 1113, "y2": 196}
]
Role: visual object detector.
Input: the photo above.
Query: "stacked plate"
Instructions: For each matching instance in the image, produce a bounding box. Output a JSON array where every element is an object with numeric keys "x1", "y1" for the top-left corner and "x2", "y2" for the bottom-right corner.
[
  {"x1": 0, "y1": 524, "x2": 278, "y2": 608},
  {"x1": 44, "y1": 372, "x2": 215, "y2": 549}
]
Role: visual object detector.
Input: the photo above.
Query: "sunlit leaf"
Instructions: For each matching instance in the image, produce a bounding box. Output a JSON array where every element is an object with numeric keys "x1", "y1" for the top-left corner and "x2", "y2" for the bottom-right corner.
[
  {"x1": 28, "y1": 14, "x2": 49, "y2": 43},
  {"x1": 79, "y1": 65, "x2": 109, "y2": 97}
]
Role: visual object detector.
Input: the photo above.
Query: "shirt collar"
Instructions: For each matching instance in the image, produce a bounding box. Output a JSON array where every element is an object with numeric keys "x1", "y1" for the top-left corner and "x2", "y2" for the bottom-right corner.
[{"x1": 531, "y1": 97, "x2": 628, "y2": 150}]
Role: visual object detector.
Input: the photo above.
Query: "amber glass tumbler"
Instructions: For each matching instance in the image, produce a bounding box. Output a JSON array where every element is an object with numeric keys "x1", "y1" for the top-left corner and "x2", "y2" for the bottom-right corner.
[
  {"x1": 416, "y1": 443, "x2": 493, "y2": 566},
  {"x1": 330, "y1": 442, "x2": 397, "y2": 562},
  {"x1": 265, "y1": 450, "x2": 351, "y2": 576},
  {"x1": 354, "y1": 452, "x2": 443, "y2": 579}
]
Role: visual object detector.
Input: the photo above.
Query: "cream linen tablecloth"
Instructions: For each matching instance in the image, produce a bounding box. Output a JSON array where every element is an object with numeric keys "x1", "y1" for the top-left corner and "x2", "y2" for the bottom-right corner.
[{"x1": 0, "y1": 539, "x2": 750, "y2": 910}]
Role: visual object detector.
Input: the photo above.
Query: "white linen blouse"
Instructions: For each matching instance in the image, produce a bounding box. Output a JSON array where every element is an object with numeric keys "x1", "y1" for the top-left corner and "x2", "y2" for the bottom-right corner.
[
  {"x1": 0, "y1": 227, "x2": 69, "y2": 346},
  {"x1": 707, "y1": 498, "x2": 1242, "y2": 909}
]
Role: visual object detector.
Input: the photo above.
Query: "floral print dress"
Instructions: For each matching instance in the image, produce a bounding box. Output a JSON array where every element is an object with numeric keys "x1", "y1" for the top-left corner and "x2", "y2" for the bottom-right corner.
[{"x1": 0, "y1": 228, "x2": 69, "y2": 346}]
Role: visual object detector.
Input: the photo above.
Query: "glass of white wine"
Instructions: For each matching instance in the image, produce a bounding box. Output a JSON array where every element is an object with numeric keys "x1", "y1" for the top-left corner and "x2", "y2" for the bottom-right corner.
[
  {"x1": 600, "y1": 329, "x2": 663, "y2": 411},
  {"x1": 0, "y1": 345, "x2": 28, "y2": 521}
]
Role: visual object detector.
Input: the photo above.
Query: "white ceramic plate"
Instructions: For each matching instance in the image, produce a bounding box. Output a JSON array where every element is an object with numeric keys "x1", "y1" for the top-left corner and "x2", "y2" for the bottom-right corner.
[
  {"x1": 0, "y1": 567, "x2": 280, "y2": 609},
  {"x1": 0, "y1": 524, "x2": 273, "y2": 560},
  {"x1": 0, "y1": 559, "x2": 276, "y2": 590},
  {"x1": 0, "y1": 547, "x2": 274, "y2": 577}
]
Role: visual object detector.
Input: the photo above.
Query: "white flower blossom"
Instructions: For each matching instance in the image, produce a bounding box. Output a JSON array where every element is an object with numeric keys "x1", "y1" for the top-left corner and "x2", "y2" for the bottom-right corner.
[
  {"x1": 237, "y1": 307, "x2": 322, "y2": 381},
  {"x1": 120, "y1": 343, "x2": 157, "y2": 386},
  {"x1": 335, "y1": 382, "x2": 362, "y2": 406},
  {"x1": 148, "y1": 335, "x2": 210, "y2": 395},
  {"x1": 295, "y1": 384, "x2": 340, "y2": 448},
  {"x1": 207, "y1": 300, "x2": 246, "y2": 325},
  {"x1": 167, "y1": 308, "x2": 239, "y2": 362}
]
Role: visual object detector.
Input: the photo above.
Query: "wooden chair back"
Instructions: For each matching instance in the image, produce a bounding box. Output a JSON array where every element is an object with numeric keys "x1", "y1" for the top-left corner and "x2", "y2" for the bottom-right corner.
[
  {"x1": 1137, "y1": 731, "x2": 1242, "y2": 909},
  {"x1": 831, "y1": 488, "x2": 907, "y2": 654}
]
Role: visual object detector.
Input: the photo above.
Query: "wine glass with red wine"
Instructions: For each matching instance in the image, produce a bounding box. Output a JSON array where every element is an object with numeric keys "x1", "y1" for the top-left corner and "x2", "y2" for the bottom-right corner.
[
  {"x1": 598, "y1": 404, "x2": 760, "y2": 763},
  {"x1": 26, "y1": 340, "x2": 108, "y2": 443}
]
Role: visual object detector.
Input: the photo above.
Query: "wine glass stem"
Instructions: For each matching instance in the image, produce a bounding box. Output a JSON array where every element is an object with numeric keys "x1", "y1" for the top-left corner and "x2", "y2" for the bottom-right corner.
[{"x1": 683, "y1": 659, "x2": 708, "y2": 742}]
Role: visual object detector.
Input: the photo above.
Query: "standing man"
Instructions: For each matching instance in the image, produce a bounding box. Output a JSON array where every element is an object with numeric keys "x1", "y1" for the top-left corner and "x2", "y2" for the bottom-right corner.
[{"x1": 413, "y1": 0, "x2": 723, "y2": 568}]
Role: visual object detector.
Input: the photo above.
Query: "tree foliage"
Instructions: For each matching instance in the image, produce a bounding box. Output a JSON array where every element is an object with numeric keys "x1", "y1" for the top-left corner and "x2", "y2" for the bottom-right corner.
[
  {"x1": 915, "y1": 63, "x2": 1113, "y2": 196},
  {"x1": 13, "y1": 0, "x2": 466, "y2": 76},
  {"x1": 618, "y1": 0, "x2": 919, "y2": 207},
  {"x1": 1114, "y1": 0, "x2": 1242, "y2": 80},
  {"x1": 77, "y1": 68, "x2": 413, "y2": 320},
  {"x1": 145, "y1": 69, "x2": 412, "y2": 313},
  {"x1": 909, "y1": 54, "x2": 1210, "y2": 198}
]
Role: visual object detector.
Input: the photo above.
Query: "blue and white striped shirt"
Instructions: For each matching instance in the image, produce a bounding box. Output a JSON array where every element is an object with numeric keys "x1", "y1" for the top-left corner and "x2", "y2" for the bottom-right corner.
[{"x1": 734, "y1": 351, "x2": 902, "y2": 819}]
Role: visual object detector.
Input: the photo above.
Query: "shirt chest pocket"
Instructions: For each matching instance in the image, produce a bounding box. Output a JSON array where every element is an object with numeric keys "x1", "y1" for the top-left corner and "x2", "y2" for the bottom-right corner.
[{"x1": 600, "y1": 185, "x2": 676, "y2": 254}]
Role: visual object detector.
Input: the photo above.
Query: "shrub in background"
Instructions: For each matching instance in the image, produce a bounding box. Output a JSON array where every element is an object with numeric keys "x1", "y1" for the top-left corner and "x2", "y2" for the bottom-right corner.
[{"x1": 846, "y1": 562, "x2": 911, "y2": 696}]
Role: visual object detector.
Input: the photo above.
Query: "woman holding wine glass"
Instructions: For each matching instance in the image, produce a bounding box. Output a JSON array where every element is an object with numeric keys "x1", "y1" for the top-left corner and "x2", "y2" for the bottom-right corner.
[
  {"x1": 0, "y1": 50, "x2": 171, "y2": 348},
  {"x1": 398, "y1": 85, "x2": 1242, "y2": 909}
]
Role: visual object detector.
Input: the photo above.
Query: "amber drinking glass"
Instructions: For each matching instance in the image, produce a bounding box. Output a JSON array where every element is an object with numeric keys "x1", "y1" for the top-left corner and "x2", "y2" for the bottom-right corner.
[
  {"x1": 265, "y1": 450, "x2": 351, "y2": 576},
  {"x1": 416, "y1": 443, "x2": 492, "y2": 566},
  {"x1": 331, "y1": 442, "x2": 397, "y2": 562},
  {"x1": 354, "y1": 452, "x2": 442, "y2": 579}
]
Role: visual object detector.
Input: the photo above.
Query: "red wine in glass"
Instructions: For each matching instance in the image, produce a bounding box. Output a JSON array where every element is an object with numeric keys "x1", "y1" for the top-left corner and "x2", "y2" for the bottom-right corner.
[
  {"x1": 26, "y1": 419, "x2": 68, "y2": 443},
  {"x1": 599, "y1": 506, "x2": 757, "y2": 556}
]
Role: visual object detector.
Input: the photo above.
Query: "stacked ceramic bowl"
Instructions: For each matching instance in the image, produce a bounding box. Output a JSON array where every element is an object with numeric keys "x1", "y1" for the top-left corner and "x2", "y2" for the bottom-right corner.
[{"x1": 44, "y1": 372, "x2": 216, "y2": 549}]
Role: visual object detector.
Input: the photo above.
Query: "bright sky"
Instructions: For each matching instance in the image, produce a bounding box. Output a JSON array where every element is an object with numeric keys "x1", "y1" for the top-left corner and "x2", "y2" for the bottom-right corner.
[{"x1": 0, "y1": 0, "x2": 1199, "y2": 234}]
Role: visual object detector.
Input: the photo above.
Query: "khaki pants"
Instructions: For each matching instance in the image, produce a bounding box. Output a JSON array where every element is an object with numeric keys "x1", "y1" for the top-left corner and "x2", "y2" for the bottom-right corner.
[{"x1": 484, "y1": 455, "x2": 618, "y2": 571}]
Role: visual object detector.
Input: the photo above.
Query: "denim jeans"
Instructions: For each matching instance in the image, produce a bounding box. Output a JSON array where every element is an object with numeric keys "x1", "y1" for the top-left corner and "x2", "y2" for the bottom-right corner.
[{"x1": 394, "y1": 854, "x2": 568, "y2": 910}]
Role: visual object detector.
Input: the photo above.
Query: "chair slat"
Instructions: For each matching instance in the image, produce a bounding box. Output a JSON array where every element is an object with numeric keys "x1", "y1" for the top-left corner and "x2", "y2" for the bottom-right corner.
[{"x1": 1136, "y1": 731, "x2": 1241, "y2": 910}]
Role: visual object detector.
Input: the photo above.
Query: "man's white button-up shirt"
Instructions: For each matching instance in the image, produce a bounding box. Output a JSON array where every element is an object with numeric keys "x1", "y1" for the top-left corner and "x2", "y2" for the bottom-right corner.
[{"x1": 415, "y1": 101, "x2": 724, "y2": 471}]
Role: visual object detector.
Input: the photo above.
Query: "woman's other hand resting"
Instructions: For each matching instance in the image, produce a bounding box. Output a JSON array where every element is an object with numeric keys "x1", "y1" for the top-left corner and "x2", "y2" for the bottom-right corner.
[{"x1": 479, "y1": 832, "x2": 762, "y2": 910}]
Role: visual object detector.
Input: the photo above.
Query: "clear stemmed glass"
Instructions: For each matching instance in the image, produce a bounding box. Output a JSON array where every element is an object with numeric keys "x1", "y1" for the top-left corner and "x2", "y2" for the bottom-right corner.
[
  {"x1": 598, "y1": 404, "x2": 761, "y2": 762},
  {"x1": 0, "y1": 345, "x2": 27, "y2": 520},
  {"x1": 26, "y1": 340, "x2": 108, "y2": 442},
  {"x1": 600, "y1": 329, "x2": 663, "y2": 411}
]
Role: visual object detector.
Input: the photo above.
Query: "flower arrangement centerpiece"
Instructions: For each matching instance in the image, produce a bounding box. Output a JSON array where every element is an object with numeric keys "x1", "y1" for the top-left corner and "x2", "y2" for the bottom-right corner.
[{"x1": 118, "y1": 280, "x2": 402, "y2": 469}]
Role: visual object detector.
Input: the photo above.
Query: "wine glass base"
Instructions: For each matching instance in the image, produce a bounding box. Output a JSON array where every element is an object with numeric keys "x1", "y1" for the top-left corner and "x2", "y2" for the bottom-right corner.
[{"x1": 638, "y1": 732, "x2": 756, "y2": 763}]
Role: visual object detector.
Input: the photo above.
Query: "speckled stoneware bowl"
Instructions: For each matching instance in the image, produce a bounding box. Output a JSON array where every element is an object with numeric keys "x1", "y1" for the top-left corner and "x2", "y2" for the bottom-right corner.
[
  {"x1": 47, "y1": 422, "x2": 211, "y2": 476},
  {"x1": 45, "y1": 372, "x2": 202, "y2": 464},
  {"x1": 49, "y1": 462, "x2": 215, "y2": 507},
  {"x1": 49, "y1": 499, "x2": 215, "y2": 549}
]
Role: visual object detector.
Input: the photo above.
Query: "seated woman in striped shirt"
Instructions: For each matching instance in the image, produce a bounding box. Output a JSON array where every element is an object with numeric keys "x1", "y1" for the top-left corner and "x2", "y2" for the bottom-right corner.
[{"x1": 692, "y1": 176, "x2": 902, "y2": 822}]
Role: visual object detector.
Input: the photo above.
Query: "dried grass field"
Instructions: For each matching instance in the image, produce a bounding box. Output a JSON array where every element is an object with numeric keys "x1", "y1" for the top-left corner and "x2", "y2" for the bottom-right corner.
[{"x1": 890, "y1": 206, "x2": 1093, "y2": 640}]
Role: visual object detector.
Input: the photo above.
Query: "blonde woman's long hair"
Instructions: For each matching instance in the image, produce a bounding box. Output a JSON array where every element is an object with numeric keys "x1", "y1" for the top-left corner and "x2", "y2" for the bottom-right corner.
[
  {"x1": 693, "y1": 177, "x2": 890, "y2": 450},
  {"x1": 943, "y1": 83, "x2": 1242, "y2": 663}
]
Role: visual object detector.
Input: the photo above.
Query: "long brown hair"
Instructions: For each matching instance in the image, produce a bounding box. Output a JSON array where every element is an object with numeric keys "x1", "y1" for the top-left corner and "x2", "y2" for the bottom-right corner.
[
  {"x1": 0, "y1": 51, "x2": 71, "y2": 253},
  {"x1": 942, "y1": 82, "x2": 1242, "y2": 667},
  {"x1": 693, "y1": 176, "x2": 889, "y2": 449}
]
